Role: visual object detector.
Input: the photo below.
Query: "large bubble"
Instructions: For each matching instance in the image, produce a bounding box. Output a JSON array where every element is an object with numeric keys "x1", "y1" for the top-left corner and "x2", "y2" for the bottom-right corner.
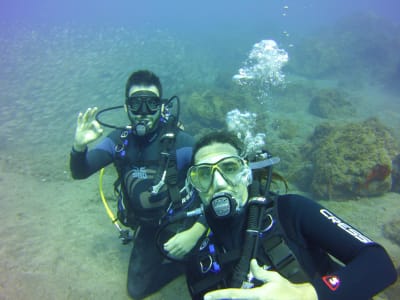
[
  {"x1": 226, "y1": 109, "x2": 265, "y2": 160},
  {"x1": 232, "y1": 40, "x2": 289, "y2": 92}
]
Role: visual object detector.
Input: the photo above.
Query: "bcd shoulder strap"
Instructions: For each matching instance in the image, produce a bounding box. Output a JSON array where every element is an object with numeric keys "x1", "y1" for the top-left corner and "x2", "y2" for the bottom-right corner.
[
  {"x1": 156, "y1": 116, "x2": 182, "y2": 209},
  {"x1": 260, "y1": 193, "x2": 309, "y2": 283}
]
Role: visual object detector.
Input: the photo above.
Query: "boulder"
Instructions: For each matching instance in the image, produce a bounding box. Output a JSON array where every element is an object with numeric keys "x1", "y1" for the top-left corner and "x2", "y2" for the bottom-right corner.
[
  {"x1": 309, "y1": 88, "x2": 355, "y2": 119},
  {"x1": 306, "y1": 118, "x2": 399, "y2": 199}
]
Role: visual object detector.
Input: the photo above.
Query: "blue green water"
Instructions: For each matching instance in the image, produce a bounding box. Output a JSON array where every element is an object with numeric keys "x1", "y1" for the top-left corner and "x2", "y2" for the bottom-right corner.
[{"x1": 1, "y1": 1, "x2": 399, "y2": 175}]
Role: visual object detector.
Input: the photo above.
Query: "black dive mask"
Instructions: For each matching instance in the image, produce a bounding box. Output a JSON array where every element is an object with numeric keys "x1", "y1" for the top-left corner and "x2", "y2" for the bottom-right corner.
[
  {"x1": 126, "y1": 91, "x2": 162, "y2": 136},
  {"x1": 205, "y1": 192, "x2": 238, "y2": 219},
  {"x1": 126, "y1": 91, "x2": 161, "y2": 115}
]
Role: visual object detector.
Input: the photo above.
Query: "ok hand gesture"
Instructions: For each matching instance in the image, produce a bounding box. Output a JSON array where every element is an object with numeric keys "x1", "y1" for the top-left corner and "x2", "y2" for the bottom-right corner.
[{"x1": 73, "y1": 107, "x2": 103, "y2": 151}]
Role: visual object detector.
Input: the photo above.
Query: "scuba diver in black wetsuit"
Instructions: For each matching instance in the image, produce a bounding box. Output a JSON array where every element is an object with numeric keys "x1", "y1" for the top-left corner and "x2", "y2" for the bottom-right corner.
[
  {"x1": 185, "y1": 131, "x2": 397, "y2": 300},
  {"x1": 69, "y1": 70, "x2": 207, "y2": 299}
]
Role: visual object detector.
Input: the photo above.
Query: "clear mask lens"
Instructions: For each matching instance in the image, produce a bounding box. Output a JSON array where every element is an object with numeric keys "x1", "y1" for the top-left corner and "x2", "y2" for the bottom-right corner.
[{"x1": 189, "y1": 156, "x2": 245, "y2": 192}]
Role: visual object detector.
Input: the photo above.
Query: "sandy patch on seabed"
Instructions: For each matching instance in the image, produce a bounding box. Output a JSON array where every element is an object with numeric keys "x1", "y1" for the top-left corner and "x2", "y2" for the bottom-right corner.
[{"x1": 0, "y1": 164, "x2": 190, "y2": 300}]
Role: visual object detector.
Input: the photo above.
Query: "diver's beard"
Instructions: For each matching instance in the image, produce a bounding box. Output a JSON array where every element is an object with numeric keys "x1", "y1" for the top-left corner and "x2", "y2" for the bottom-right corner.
[{"x1": 129, "y1": 115, "x2": 159, "y2": 136}]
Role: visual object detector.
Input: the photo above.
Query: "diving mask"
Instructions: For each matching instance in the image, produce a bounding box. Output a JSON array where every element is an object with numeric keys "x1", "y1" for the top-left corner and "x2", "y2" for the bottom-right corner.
[
  {"x1": 126, "y1": 91, "x2": 161, "y2": 115},
  {"x1": 188, "y1": 156, "x2": 248, "y2": 193}
]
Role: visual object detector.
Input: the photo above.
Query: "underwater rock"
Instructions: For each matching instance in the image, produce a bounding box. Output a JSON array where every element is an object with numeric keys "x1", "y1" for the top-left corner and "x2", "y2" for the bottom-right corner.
[
  {"x1": 306, "y1": 118, "x2": 399, "y2": 199},
  {"x1": 309, "y1": 88, "x2": 355, "y2": 119},
  {"x1": 383, "y1": 218, "x2": 400, "y2": 246},
  {"x1": 182, "y1": 88, "x2": 256, "y2": 137},
  {"x1": 391, "y1": 154, "x2": 400, "y2": 193},
  {"x1": 185, "y1": 91, "x2": 225, "y2": 130}
]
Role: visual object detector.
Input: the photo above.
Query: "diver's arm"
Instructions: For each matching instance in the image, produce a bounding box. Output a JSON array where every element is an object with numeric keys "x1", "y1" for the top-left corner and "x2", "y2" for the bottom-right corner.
[
  {"x1": 289, "y1": 195, "x2": 398, "y2": 299},
  {"x1": 190, "y1": 221, "x2": 208, "y2": 236},
  {"x1": 310, "y1": 245, "x2": 396, "y2": 300},
  {"x1": 163, "y1": 221, "x2": 207, "y2": 257},
  {"x1": 70, "y1": 107, "x2": 115, "y2": 179},
  {"x1": 70, "y1": 144, "x2": 114, "y2": 179}
]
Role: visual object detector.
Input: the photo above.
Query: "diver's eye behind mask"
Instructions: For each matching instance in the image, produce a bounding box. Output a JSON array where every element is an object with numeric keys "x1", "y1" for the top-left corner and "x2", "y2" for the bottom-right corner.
[
  {"x1": 126, "y1": 91, "x2": 161, "y2": 115},
  {"x1": 188, "y1": 156, "x2": 247, "y2": 193}
]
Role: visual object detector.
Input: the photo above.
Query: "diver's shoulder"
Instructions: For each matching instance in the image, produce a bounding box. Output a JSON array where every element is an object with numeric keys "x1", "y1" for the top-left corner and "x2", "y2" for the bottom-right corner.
[
  {"x1": 175, "y1": 129, "x2": 195, "y2": 145},
  {"x1": 276, "y1": 194, "x2": 318, "y2": 210}
]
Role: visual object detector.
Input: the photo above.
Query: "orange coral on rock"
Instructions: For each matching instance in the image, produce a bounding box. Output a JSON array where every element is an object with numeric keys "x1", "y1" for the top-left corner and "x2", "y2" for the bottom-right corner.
[{"x1": 362, "y1": 164, "x2": 391, "y2": 189}]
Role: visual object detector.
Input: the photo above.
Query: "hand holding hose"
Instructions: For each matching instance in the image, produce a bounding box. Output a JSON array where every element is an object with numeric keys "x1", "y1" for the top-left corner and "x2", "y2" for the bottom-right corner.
[{"x1": 73, "y1": 107, "x2": 104, "y2": 151}]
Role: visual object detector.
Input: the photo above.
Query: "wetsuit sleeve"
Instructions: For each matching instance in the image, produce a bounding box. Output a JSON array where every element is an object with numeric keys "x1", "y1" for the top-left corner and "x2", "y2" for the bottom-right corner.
[
  {"x1": 280, "y1": 195, "x2": 397, "y2": 300},
  {"x1": 70, "y1": 136, "x2": 116, "y2": 179},
  {"x1": 311, "y1": 245, "x2": 397, "y2": 300}
]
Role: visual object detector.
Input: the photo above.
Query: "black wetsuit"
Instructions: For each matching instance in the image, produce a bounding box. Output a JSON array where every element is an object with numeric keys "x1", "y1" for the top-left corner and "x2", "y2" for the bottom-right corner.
[
  {"x1": 187, "y1": 194, "x2": 397, "y2": 300},
  {"x1": 70, "y1": 124, "x2": 195, "y2": 299}
]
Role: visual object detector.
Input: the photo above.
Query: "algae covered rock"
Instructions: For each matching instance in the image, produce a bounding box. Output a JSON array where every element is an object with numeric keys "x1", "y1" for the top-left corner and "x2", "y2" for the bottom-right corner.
[
  {"x1": 309, "y1": 88, "x2": 355, "y2": 119},
  {"x1": 307, "y1": 118, "x2": 398, "y2": 199},
  {"x1": 182, "y1": 88, "x2": 255, "y2": 137}
]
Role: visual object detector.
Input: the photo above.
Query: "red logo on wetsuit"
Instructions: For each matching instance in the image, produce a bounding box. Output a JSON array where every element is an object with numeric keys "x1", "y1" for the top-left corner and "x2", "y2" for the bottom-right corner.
[{"x1": 322, "y1": 275, "x2": 341, "y2": 291}]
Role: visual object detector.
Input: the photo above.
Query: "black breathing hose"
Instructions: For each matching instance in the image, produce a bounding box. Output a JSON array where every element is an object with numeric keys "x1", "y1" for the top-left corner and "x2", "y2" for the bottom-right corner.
[
  {"x1": 94, "y1": 95, "x2": 181, "y2": 130},
  {"x1": 230, "y1": 180, "x2": 263, "y2": 288},
  {"x1": 168, "y1": 96, "x2": 180, "y2": 123},
  {"x1": 95, "y1": 105, "x2": 126, "y2": 129},
  {"x1": 230, "y1": 164, "x2": 274, "y2": 288}
]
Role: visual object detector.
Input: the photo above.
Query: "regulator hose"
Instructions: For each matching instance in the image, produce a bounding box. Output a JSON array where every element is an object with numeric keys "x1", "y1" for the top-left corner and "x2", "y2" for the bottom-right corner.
[
  {"x1": 230, "y1": 180, "x2": 263, "y2": 288},
  {"x1": 99, "y1": 167, "x2": 133, "y2": 244},
  {"x1": 95, "y1": 105, "x2": 126, "y2": 129}
]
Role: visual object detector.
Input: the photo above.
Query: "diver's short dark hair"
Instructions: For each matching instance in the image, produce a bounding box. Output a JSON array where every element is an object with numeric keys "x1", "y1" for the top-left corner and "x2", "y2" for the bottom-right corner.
[
  {"x1": 125, "y1": 70, "x2": 162, "y2": 98},
  {"x1": 192, "y1": 131, "x2": 244, "y2": 164}
]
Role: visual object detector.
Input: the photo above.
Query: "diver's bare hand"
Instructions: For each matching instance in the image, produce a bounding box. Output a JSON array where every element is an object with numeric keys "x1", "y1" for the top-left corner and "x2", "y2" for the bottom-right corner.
[
  {"x1": 73, "y1": 107, "x2": 103, "y2": 151},
  {"x1": 164, "y1": 222, "x2": 206, "y2": 258},
  {"x1": 164, "y1": 229, "x2": 196, "y2": 258},
  {"x1": 204, "y1": 259, "x2": 318, "y2": 300}
]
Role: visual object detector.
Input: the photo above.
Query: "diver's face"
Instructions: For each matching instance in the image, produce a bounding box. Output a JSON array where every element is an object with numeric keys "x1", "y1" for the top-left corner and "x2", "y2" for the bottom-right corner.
[
  {"x1": 125, "y1": 85, "x2": 162, "y2": 135},
  {"x1": 193, "y1": 143, "x2": 249, "y2": 209}
]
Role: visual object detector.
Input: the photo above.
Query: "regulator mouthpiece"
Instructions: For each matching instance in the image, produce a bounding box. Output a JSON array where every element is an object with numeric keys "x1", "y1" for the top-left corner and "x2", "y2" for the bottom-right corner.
[
  {"x1": 209, "y1": 192, "x2": 238, "y2": 218},
  {"x1": 135, "y1": 123, "x2": 147, "y2": 136}
]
